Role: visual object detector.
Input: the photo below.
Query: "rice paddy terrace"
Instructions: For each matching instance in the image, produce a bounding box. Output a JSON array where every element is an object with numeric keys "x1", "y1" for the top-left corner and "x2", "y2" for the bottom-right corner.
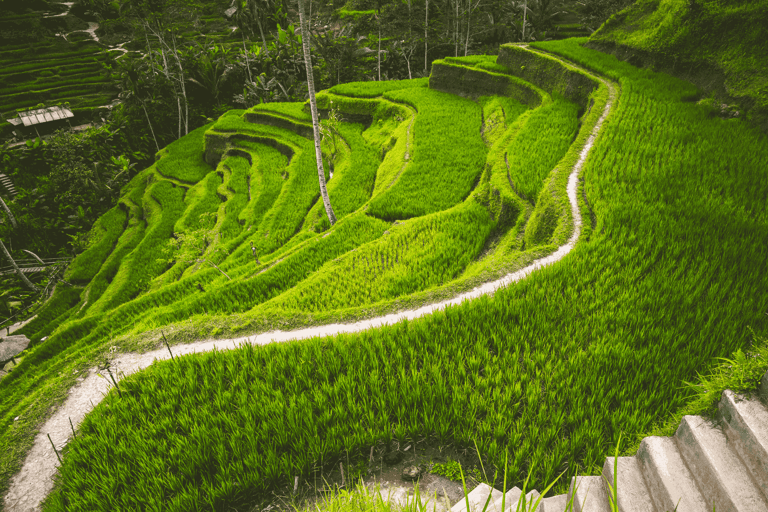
[
  {"x1": 0, "y1": 2, "x2": 117, "y2": 140},
  {"x1": 1, "y1": 38, "x2": 767, "y2": 512}
]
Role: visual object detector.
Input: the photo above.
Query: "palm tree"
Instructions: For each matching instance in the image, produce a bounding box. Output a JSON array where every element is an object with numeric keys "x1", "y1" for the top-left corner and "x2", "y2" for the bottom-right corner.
[{"x1": 297, "y1": 0, "x2": 336, "y2": 226}]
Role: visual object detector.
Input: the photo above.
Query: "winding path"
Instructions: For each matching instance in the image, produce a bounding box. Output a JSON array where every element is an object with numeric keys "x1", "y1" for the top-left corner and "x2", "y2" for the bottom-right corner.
[{"x1": 3, "y1": 48, "x2": 618, "y2": 512}]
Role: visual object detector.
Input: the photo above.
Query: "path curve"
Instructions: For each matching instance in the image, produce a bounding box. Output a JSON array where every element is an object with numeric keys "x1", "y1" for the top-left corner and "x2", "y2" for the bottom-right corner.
[{"x1": 3, "y1": 48, "x2": 617, "y2": 512}]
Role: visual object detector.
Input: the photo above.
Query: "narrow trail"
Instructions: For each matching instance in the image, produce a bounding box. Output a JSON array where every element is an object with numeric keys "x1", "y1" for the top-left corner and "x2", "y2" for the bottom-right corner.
[{"x1": 2, "y1": 49, "x2": 618, "y2": 512}]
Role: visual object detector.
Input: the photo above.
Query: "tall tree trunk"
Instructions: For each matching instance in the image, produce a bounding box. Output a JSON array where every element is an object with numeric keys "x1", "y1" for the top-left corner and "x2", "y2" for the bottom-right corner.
[
  {"x1": 170, "y1": 32, "x2": 189, "y2": 135},
  {"x1": 148, "y1": 21, "x2": 186, "y2": 138},
  {"x1": 144, "y1": 30, "x2": 157, "y2": 75},
  {"x1": 464, "y1": 0, "x2": 479, "y2": 56},
  {"x1": 242, "y1": 34, "x2": 253, "y2": 83},
  {"x1": 454, "y1": 0, "x2": 459, "y2": 57},
  {"x1": 255, "y1": 14, "x2": 268, "y2": 53},
  {"x1": 464, "y1": 0, "x2": 470, "y2": 56},
  {"x1": 407, "y1": 0, "x2": 411, "y2": 38},
  {"x1": 424, "y1": 0, "x2": 429, "y2": 73},
  {"x1": 298, "y1": 0, "x2": 336, "y2": 226},
  {"x1": 377, "y1": 3, "x2": 382, "y2": 81},
  {"x1": 522, "y1": 0, "x2": 528, "y2": 42},
  {"x1": 0, "y1": 240, "x2": 38, "y2": 292}
]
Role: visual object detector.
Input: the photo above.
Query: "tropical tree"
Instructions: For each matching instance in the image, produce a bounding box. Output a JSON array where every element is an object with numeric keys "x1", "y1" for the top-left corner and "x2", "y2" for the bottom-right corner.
[
  {"x1": 186, "y1": 42, "x2": 236, "y2": 108},
  {"x1": 297, "y1": 0, "x2": 336, "y2": 226},
  {"x1": 233, "y1": 0, "x2": 273, "y2": 52},
  {"x1": 114, "y1": 56, "x2": 161, "y2": 152}
]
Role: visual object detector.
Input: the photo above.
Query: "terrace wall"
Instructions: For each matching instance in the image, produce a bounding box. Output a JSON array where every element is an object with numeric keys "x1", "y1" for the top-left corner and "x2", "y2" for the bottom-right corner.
[
  {"x1": 243, "y1": 112, "x2": 314, "y2": 138},
  {"x1": 496, "y1": 44, "x2": 599, "y2": 110},
  {"x1": 204, "y1": 130, "x2": 294, "y2": 167},
  {"x1": 429, "y1": 61, "x2": 543, "y2": 107}
]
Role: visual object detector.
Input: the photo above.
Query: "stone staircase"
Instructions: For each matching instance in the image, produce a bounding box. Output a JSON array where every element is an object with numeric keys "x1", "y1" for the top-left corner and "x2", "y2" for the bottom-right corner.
[
  {"x1": 370, "y1": 368, "x2": 768, "y2": 512},
  {"x1": 0, "y1": 173, "x2": 16, "y2": 197}
]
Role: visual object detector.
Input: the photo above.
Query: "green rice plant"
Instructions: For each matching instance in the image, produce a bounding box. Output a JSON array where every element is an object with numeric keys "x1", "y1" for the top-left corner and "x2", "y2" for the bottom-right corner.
[
  {"x1": 301, "y1": 121, "x2": 380, "y2": 233},
  {"x1": 73, "y1": 175, "x2": 151, "y2": 318},
  {"x1": 0, "y1": 48, "x2": 103, "y2": 69},
  {"x1": 142, "y1": 211, "x2": 389, "y2": 321},
  {"x1": 64, "y1": 205, "x2": 128, "y2": 283},
  {"x1": 250, "y1": 101, "x2": 312, "y2": 121},
  {"x1": 368, "y1": 112, "x2": 413, "y2": 198},
  {"x1": 263, "y1": 198, "x2": 496, "y2": 313},
  {"x1": 443, "y1": 55, "x2": 498, "y2": 67},
  {"x1": 12, "y1": 285, "x2": 82, "y2": 345},
  {"x1": 174, "y1": 168, "x2": 223, "y2": 233},
  {"x1": 209, "y1": 122, "x2": 333, "y2": 258},
  {"x1": 329, "y1": 78, "x2": 429, "y2": 98},
  {"x1": 147, "y1": 173, "x2": 222, "y2": 290},
  {"x1": 366, "y1": 88, "x2": 487, "y2": 220},
  {"x1": 505, "y1": 96, "x2": 580, "y2": 204},
  {"x1": 155, "y1": 122, "x2": 216, "y2": 184},
  {"x1": 0, "y1": 82, "x2": 106, "y2": 106},
  {"x1": 477, "y1": 95, "x2": 529, "y2": 147},
  {"x1": 232, "y1": 141, "x2": 288, "y2": 231},
  {"x1": 83, "y1": 180, "x2": 186, "y2": 317},
  {"x1": 218, "y1": 156, "x2": 251, "y2": 240},
  {"x1": 316, "y1": 92, "x2": 388, "y2": 120}
]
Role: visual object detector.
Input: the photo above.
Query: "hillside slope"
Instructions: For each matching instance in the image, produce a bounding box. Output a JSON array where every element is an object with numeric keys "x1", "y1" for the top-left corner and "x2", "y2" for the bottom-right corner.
[
  {"x1": 1, "y1": 39, "x2": 767, "y2": 512},
  {"x1": 587, "y1": 0, "x2": 768, "y2": 134}
]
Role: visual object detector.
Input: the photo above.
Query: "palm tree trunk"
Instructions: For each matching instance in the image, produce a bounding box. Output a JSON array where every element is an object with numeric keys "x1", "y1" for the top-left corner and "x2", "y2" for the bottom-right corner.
[
  {"x1": 522, "y1": 0, "x2": 528, "y2": 42},
  {"x1": 298, "y1": 0, "x2": 336, "y2": 226},
  {"x1": 0, "y1": 240, "x2": 38, "y2": 292},
  {"x1": 170, "y1": 32, "x2": 189, "y2": 135}
]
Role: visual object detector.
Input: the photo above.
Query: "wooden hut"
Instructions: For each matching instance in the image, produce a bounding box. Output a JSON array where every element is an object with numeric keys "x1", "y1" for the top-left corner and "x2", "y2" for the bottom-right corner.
[{"x1": 6, "y1": 105, "x2": 74, "y2": 139}]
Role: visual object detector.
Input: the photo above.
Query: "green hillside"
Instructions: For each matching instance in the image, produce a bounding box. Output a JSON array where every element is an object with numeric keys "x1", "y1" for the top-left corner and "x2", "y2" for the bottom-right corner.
[
  {"x1": 1, "y1": 34, "x2": 767, "y2": 512},
  {"x1": 588, "y1": 0, "x2": 768, "y2": 134}
]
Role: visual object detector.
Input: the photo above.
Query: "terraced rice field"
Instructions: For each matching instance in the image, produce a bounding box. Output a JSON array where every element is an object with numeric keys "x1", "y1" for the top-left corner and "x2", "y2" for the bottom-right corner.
[
  {"x1": 0, "y1": 2, "x2": 127, "y2": 140},
  {"x1": 1, "y1": 38, "x2": 766, "y2": 512}
]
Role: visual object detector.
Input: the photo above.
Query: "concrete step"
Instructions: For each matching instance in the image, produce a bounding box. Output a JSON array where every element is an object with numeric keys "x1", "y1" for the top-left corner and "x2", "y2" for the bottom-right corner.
[
  {"x1": 601, "y1": 457, "x2": 654, "y2": 512},
  {"x1": 0, "y1": 173, "x2": 16, "y2": 196},
  {"x1": 636, "y1": 436, "x2": 709, "y2": 512},
  {"x1": 675, "y1": 414, "x2": 768, "y2": 512},
  {"x1": 492, "y1": 487, "x2": 540, "y2": 512},
  {"x1": 567, "y1": 476, "x2": 612, "y2": 512},
  {"x1": 417, "y1": 370, "x2": 768, "y2": 512},
  {"x1": 451, "y1": 483, "x2": 505, "y2": 512},
  {"x1": 538, "y1": 493, "x2": 569, "y2": 512},
  {"x1": 718, "y1": 389, "x2": 768, "y2": 502}
]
